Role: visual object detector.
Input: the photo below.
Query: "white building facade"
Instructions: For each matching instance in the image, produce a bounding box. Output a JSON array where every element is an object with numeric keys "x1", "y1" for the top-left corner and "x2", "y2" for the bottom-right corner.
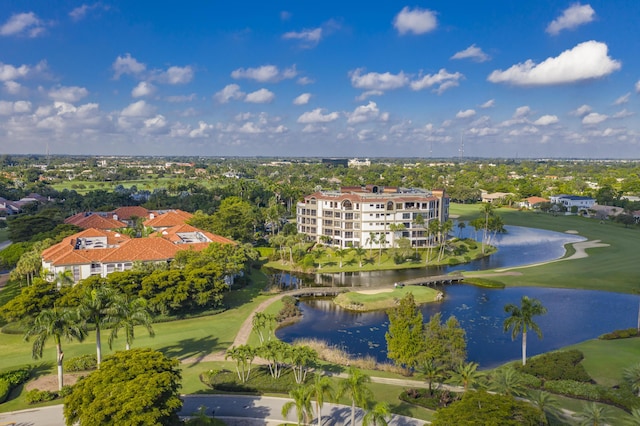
[{"x1": 296, "y1": 185, "x2": 449, "y2": 249}]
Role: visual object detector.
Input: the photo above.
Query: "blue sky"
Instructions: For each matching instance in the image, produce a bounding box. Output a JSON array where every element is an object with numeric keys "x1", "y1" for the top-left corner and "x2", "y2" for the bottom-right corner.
[{"x1": 1, "y1": 1, "x2": 639, "y2": 158}]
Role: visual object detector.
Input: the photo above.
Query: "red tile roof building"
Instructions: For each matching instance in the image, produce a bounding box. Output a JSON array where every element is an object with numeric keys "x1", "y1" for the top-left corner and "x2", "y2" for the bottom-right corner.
[{"x1": 42, "y1": 223, "x2": 234, "y2": 283}]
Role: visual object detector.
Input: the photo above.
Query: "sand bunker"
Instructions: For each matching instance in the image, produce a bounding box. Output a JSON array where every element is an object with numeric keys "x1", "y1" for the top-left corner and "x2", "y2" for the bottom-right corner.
[
  {"x1": 568, "y1": 240, "x2": 609, "y2": 260},
  {"x1": 565, "y1": 230, "x2": 579, "y2": 234},
  {"x1": 356, "y1": 288, "x2": 394, "y2": 295}
]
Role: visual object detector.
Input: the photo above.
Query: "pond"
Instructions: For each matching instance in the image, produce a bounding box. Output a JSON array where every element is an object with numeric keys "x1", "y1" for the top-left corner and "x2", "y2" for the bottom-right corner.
[
  {"x1": 276, "y1": 285, "x2": 638, "y2": 368},
  {"x1": 273, "y1": 225, "x2": 586, "y2": 288},
  {"x1": 274, "y1": 225, "x2": 635, "y2": 368}
]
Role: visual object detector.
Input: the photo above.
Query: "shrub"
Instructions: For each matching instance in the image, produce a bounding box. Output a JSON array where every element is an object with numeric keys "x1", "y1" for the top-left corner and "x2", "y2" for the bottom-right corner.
[
  {"x1": 543, "y1": 380, "x2": 600, "y2": 400},
  {"x1": 25, "y1": 389, "x2": 57, "y2": 404},
  {"x1": 599, "y1": 328, "x2": 639, "y2": 340},
  {"x1": 58, "y1": 385, "x2": 74, "y2": 398},
  {"x1": 0, "y1": 366, "x2": 31, "y2": 387},
  {"x1": 516, "y1": 350, "x2": 592, "y2": 382},
  {"x1": 0, "y1": 379, "x2": 10, "y2": 404},
  {"x1": 399, "y1": 388, "x2": 461, "y2": 410},
  {"x1": 201, "y1": 367, "x2": 305, "y2": 394},
  {"x1": 277, "y1": 296, "x2": 301, "y2": 322},
  {"x1": 65, "y1": 354, "x2": 97, "y2": 372},
  {"x1": 448, "y1": 258, "x2": 461, "y2": 266},
  {"x1": 462, "y1": 277, "x2": 505, "y2": 288}
]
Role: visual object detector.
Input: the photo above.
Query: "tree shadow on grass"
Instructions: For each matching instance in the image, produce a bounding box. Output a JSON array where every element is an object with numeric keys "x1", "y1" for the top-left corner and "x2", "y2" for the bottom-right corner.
[
  {"x1": 222, "y1": 270, "x2": 267, "y2": 309},
  {"x1": 29, "y1": 362, "x2": 54, "y2": 379},
  {"x1": 159, "y1": 336, "x2": 220, "y2": 366},
  {"x1": 388, "y1": 401, "x2": 421, "y2": 419}
]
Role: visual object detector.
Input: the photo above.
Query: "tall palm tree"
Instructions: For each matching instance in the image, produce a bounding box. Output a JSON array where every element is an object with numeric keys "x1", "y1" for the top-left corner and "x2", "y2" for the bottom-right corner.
[
  {"x1": 24, "y1": 307, "x2": 86, "y2": 390},
  {"x1": 622, "y1": 408, "x2": 640, "y2": 425},
  {"x1": 337, "y1": 367, "x2": 372, "y2": 426},
  {"x1": 353, "y1": 247, "x2": 367, "y2": 268},
  {"x1": 366, "y1": 232, "x2": 378, "y2": 260},
  {"x1": 573, "y1": 402, "x2": 613, "y2": 426},
  {"x1": 377, "y1": 233, "x2": 387, "y2": 265},
  {"x1": 480, "y1": 202, "x2": 495, "y2": 254},
  {"x1": 107, "y1": 294, "x2": 155, "y2": 351},
  {"x1": 78, "y1": 286, "x2": 116, "y2": 367},
  {"x1": 427, "y1": 219, "x2": 440, "y2": 264},
  {"x1": 363, "y1": 402, "x2": 391, "y2": 426},
  {"x1": 624, "y1": 363, "x2": 640, "y2": 397},
  {"x1": 447, "y1": 362, "x2": 485, "y2": 392},
  {"x1": 437, "y1": 219, "x2": 453, "y2": 262},
  {"x1": 503, "y1": 296, "x2": 548, "y2": 366},
  {"x1": 282, "y1": 384, "x2": 314, "y2": 426},
  {"x1": 309, "y1": 374, "x2": 334, "y2": 426},
  {"x1": 456, "y1": 221, "x2": 466, "y2": 238},
  {"x1": 225, "y1": 344, "x2": 256, "y2": 383},
  {"x1": 334, "y1": 248, "x2": 349, "y2": 268}
]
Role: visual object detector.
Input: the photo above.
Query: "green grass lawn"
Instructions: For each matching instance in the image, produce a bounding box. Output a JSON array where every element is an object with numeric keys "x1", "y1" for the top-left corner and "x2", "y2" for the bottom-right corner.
[
  {"x1": 0, "y1": 228, "x2": 8, "y2": 243},
  {"x1": 567, "y1": 337, "x2": 640, "y2": 387},
  {"x1": 333, "y1": 286, "x2": 440, "y2": 311},
  {"x1": 450, "y1": 205, "x2": 640, "y2": 293}
]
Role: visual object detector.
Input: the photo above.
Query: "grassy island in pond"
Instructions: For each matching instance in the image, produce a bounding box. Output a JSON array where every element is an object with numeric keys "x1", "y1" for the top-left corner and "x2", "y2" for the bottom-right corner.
[{"x1": 333, "y1": 286, "x2": 442, "y2": 311}]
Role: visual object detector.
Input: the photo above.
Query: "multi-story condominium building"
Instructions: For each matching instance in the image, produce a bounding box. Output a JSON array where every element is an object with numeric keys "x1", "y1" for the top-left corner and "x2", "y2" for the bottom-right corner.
[{"x1": 296, "y1": 185, "x2": 449, "y2": 249}]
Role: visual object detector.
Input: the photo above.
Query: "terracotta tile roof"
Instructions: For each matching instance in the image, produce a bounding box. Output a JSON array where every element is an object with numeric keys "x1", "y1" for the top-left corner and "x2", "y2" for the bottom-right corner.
[
  {"x1": 156, "y1": 224, "x2": 236, "y2": 245},
  {"x1": 42, "y1": 229, "x2": 131, "y2": 265},
  {"x1": 100, "y1": 237, "x2": 181, "y2": 262},
  {"x1": 67, "y1": 213, "x2": 126, "y2": 230},
  {"x1": 144, "y1": 210, "x2": 194, "y2": 228},
  {"x1": 112, "y1": 206, "x2": 150, "y2": 220},
  {"x1": 525, "y1": 196, "x2": 549, "y2": 204}
]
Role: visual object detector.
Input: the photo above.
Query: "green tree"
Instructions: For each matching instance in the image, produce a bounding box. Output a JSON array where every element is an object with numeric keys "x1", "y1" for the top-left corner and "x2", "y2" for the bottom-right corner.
[
  {"x1": 423, "y1": 313, "x2": 467, "y2": 372},
  {"x1": 527, "y1": 390, "x2": 560, "y2": 425},
  {"x1": 287, "y1": 345, "x2": 318, "y2": 384},
  {"x1": 225, "y1": 344, "x2": 256, "y2": 383},
  {"x1": 24, "y1": 307, "x2": 86, "y2": 390},
  {"x1": 107, "y1": 294, "x2": 155, "y2": 351},
  {"x1": 0, "y1": 278, "x2": 60, "y2": 323},
  {"x1": 447, "y1": 362, "x2": 485, "y2": 392},
  {"x1": 337, "y1": 367, "x2": 372, "y2": 426},
  {"x1": 353, "y1": 246, "x2": 367, "y2": 268},
  {"x1": 417, "y1": 359, "x2": 444, "y2": 395},
  {"x1": 63, "y1": 348, "x2": 182, "y2": 426},
  {"x1": 503, "y1": 296, "x2": 547, "y2": 366},
  {"x1": 309, "y1": 374, "x2": 334, "y2": 426},
  {"x1": 432, "y1": 390, "x2": 543, "y2": 426},
  {"x1": 258, "y1": 340, "x2": 288, "y2": 379},
  {"x1": 385, "y1": 292, "x2": 426, "y2": 369},
  {"x1": 252, "y1": 311, "x2": 276, "y2": 344},
  {"x1": 211, "y1": 196, "x2": 257, "y2": 242},
  {"x1": 488, "y1": 367, "x2": 527, "y2": 397},
  {"x1": 78, "y1": 286, "x2": 116, "y2": 367},
  {"x1": 282, "y1": 384, "x2": 314, "y2": 426},
  {"x1": 573, "y1": 402, "x2": 614, "y2": 426},
  {"x1": 622, "y1": 408, "x2": 640, "y2": 426},
  {"x1": 363, "y1": 402, "x2": 391, "y2": 426},
  {"x1": 366, "y1": 232, "x2": 378, "y2": 260},
  {"x1": 624, "y1": 363, "x2": 640, "y2": 397}
]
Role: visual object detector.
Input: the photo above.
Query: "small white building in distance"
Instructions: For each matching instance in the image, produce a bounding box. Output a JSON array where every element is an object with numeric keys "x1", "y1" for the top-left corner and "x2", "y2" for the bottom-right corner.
[
  {"x1": 348, "y1": 158, "x2": 371, "y2": 168},
  {"x1": 296, "y1": 185, "x2": 449, "y2": 249}
]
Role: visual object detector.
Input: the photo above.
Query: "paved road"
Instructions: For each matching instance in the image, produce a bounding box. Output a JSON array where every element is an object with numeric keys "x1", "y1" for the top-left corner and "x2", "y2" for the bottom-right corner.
[{"x1": 0, "y1": 395, "x2": 427, "y2": 426}]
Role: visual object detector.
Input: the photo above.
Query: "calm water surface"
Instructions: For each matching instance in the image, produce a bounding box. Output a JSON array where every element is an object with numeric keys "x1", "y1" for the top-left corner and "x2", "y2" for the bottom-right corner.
[{"x1": 275, "y1": 226, "x2": 636, "y2": 368}]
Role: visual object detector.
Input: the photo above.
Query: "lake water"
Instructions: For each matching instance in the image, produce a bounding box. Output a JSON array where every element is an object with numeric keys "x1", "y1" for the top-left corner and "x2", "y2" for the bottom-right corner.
[{"x1": 275, "y1": 226, "x2": 638, "y2": 368}]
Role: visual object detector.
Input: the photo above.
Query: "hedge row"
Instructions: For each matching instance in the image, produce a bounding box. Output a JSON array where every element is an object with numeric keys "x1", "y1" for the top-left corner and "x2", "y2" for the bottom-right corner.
[
  {"x1": 599, "y1": 328, "x2": 639, "y2": 340},
  {"x1": 201, "y1": 367, "x2": 308, "y2": 394},
  {"x1": 0, "y1": 366, "x2": 31, "y2": 404},
  {"x1": 399, "y1": 388, "x2": 461, "y2": 410},
  {"x1": 515, "y1": 350, "x2": 592, "y2": 382}
]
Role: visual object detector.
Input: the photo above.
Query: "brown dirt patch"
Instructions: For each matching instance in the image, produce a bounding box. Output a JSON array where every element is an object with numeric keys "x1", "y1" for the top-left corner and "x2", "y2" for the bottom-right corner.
[{"x1": 26, "y1": 372, "x2": 86, "y2": 392}]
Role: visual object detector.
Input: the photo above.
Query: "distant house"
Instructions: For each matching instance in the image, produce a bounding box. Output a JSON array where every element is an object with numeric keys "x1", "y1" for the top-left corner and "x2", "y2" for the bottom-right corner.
[
  {"x1": 550, "y1": 194, "x2": 596, "y2": 210},
  {"x1": 481, "y1": 192, "x2": 513, "y2": 204},
  {"x1": 633, "y1": 210, "x2": 640, "y2": 224},
  {"x1": 144, "y1": 210, "x2": 193, "y2": 230},
  {"x1": 65, "y1": 213, "x2": 126, "y2": 230},
  {"x1": 519, "y1": 196, "x2": 549, "y2": 209}
]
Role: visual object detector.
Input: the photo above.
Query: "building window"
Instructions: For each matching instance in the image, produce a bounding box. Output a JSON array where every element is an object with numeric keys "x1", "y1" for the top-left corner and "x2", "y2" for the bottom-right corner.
[{"x1": 403, "y1": 213, "x2": 410, "y2": 219}]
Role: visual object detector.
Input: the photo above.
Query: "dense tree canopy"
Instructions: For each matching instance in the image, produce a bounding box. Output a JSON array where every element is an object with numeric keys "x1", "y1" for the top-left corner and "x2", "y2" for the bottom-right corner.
[
  {"x1": 432, "y1": 390, "x2": 544, "y2": 426},
  {"x1": 64, "y1": 348, "x2": 182, "y2": 426}
]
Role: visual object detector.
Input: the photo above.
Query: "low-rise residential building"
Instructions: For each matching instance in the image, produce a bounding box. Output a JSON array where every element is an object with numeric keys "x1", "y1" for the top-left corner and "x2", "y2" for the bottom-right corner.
[
  {"x1": 296, "y1": 185, "x2": 449, "y2": 249},
  {"x1": 550, "y1": 194, "x2": 596, "y2": 210},
  {"x1": 42, "y1": 224, "x2": 234, "y2": 283},
  {"x1": 519, "y1": 196, "x2": 549, "y2": 209}
]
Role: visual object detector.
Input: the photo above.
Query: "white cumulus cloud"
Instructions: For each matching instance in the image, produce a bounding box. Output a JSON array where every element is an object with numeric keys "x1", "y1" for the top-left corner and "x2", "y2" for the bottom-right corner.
[
  {"x1": 487, "y1": 41, "x2": 620, "y2": 86},
  {"x1": 534, "y1": 115, "x2": 559, "y2": 126},
  {"x1": 636, "y1": 80, "x2": 640, "y2": 93},
  {"x1": 282, "y1": 28, "x2": 322, "y2": 47},
  {"x1": 69, "y1": 3, "x2": 109, "y2": 21},
  {"x1": 410, "y1": 69, "x2": 463, "y2": 94},
  {"x1": 0, "y1": 100, "x2": 32, "y2": 115},
  {"x1": 347, "y1": 101, "x2": 383, "y2": 124},
  {"x1": 614, "y1": 93, "x2": 630, "y2": 105},
  {"x1": 112, "y1": 54, "x2": 146, "y2": 79},
  {"x1": 451, "y1": 45, "x2": 490, "y2": 62},
  {"x1": 157, "y1": 66, "x2": 193, "y2": 84},
  {"x1": 350, "y1": 68, "x2": 409, "y2": 91},
  {"x1": 293, "y1": 93, "x2": 312, "y2": 105},
  {"x1": 245, "y1": 88, "x2": 275, "y2": 103},
  {"x1": 231, "y1": 65, "x2": 297, "y2": 83},
  {"x1": 214, "y1": 84, "x2": 245, "y2": 103},
  {"x1": 48, "y1": 86, "x2": 89, "y2": 102},
  {"x1": 546, "y1": 3, "x2": 595, "y2": 35},
  {"x1": 121, "y1": 100, "x2": 155, "y2": 117},
  {"x1": 456, "y1": 109, "x2": 476, "y2": 119},
  {"x1": 582, "y1": 112, "x2": 608, "y2": 124},
  {"x1": 393, "y1": 7, "x2": 437, "y2": 35},
  {"x1": 570, "y1": 104, "x2": 592, "y2": 116},
  {"x1": 514, "y1": 106, "x2": 531, "y2": 118},
  {"x1": 4, "y1": 81, "x2": 23, "y2": 95},
  {"x1": 480, "y1": 99, "x2": 495, "y2": 108},
  {"x1": 297, "y1": 108, "x2": 339, "y2": 124},
  {"x1": 131, "y1": 81, "x2": 156, "y2": 98},
  {"x1": 0, "y1": 12, "x2": 45, "y2": 37}
]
